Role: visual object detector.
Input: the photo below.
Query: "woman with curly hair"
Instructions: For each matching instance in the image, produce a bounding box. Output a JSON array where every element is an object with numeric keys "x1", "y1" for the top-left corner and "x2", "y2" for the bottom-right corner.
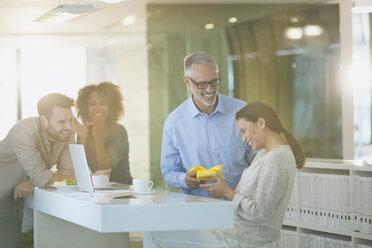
[{"x1": 74, "y1": 82, "x2": 132, "y2": 184}]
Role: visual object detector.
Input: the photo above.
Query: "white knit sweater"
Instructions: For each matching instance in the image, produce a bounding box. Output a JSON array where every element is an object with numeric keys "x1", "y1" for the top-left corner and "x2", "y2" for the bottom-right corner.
[{"x1": 213, "y1": 145, "x2": 296, "y2": 248}]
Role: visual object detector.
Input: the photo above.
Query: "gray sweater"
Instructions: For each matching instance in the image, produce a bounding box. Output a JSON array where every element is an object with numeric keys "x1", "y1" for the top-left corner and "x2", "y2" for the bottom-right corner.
[{"x1": 214, "y1": 145, "x2": 296, "y2": 248}]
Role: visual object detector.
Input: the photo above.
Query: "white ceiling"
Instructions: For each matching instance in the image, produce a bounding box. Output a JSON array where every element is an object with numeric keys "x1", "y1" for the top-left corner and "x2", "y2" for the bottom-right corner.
[{"x1": 0, "y1": 0, "x2": 331, "y2": 35}]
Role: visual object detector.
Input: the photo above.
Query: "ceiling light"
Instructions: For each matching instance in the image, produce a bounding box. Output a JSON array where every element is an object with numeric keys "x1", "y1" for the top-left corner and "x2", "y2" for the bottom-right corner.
[
  {"x1": 304, "y1": 25, "x2": 323, "y2": 36},
  {"x1": 290, "y1": 17, "x2": 300, "y2": 23},
  {"x1": 228, "y1": 17, "x2": 238, "y2": 23},
  {"x1": 122, "y1": 15, "x2": 136, "y2": 26},
  {"x1": 204, "y1": 23, "x2": 215, "y2": 30},
  {"x1": 33, "y1": 4, "x2": 100, "y2": 24},
  {"x1": 285, "y1": 27, "x2": 303, "y2": 40}
]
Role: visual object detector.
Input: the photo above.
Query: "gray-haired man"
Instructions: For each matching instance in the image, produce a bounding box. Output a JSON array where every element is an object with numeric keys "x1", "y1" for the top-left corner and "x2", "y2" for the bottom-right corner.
[{"x1": 160, "y1": 51, "x2": 255, "y2": 198}]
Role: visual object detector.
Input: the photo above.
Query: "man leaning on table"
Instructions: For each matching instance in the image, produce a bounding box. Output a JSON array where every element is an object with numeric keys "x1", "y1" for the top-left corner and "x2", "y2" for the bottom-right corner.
[
  {"x1": 0, "y1": 93, "x2": 77, "y2": 248},
  {"x1": 161, "y1": 51, "x2": 255, "y2": 198}
]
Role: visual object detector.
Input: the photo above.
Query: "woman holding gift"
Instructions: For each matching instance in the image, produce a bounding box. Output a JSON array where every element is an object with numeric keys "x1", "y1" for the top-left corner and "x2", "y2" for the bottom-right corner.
[{"x1": 144, "y1": 101, "x2": 305, "y2": 248}]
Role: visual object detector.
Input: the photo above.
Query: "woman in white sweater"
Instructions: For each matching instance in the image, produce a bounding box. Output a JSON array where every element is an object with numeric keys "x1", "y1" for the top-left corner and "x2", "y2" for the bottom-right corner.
[{"x1": 144, "y1": 102, "x2": 305, "y2": 248}]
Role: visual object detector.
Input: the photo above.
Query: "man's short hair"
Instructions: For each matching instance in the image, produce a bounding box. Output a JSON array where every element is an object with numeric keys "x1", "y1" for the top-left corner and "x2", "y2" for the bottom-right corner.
[
  {"x1": 37, "y1": 93, "x2": 74, "y2": 119},
  {"x1": 184, "y1": 51, "x2": 219, "y2": 76}
]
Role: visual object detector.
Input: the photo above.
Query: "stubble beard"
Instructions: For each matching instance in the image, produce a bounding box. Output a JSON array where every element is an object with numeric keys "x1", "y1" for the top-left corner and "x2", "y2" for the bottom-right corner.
[
  {"x1": 45, "y1": 124, "x2": 69, "y2": 142},
  {"x1": 191, "y1": 87, "x2": 218, "y2": 107}
]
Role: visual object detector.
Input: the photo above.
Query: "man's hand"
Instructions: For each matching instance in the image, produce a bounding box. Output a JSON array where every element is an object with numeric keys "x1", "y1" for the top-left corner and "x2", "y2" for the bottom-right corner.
[
  {"x1": 45, "y1": 173, "x2": 75, "y2": 188},
  {"x1": 199, "y1": 174, "x2": 235, "y2": 200},
  {"x1": 93, "y1": 169, "x2": 112, "y2": 177},
  {"x1": 14, "y1": 179, "x2": 34, "y2": 200},
  {"x1": 185, "y1": 170, "x2": 205, "y2": 190}
]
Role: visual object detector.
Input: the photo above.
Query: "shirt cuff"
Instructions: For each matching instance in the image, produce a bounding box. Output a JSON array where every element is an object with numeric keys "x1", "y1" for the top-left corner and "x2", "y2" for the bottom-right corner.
[
  {"x1": 31, "y1": 170, "x2": 53, "y2": 188},
  {"x1": 178, "y1": 172, "x2": 188, "y2": 189}
]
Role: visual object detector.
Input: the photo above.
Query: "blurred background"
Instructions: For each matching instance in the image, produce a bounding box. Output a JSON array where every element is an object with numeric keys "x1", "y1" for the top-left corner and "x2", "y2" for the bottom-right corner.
[{"x1": 0, "y1": 0, "x2": 370, "y2": 188}]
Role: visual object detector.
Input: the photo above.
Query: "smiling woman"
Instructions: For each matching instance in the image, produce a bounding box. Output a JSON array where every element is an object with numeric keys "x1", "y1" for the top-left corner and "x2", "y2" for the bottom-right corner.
[
  {"x1": 75, "y1": 82, "x2": 133, "y2": 184},
  {"x1": 144, "y1": 101, "x2": 305, "y2": 248}
]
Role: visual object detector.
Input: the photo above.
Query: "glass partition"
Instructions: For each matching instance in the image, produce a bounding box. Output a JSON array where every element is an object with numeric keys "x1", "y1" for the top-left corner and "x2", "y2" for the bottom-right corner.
[
  {"x1": 352, "y1": 13, "x2": 372, "y2": 161},
  {"x1": 147, "y1": 3, "x2": 341, "y2": 187}
]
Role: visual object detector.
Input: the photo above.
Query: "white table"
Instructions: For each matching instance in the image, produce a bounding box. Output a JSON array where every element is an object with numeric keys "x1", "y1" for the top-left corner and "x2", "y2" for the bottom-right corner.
[{"x1": 24, "y1": 186, "x2": 233, "y2": 248}]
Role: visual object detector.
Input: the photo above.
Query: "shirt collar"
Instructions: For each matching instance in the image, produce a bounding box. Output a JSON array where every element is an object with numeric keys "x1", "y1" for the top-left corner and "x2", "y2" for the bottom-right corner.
[
  {"x1": 188, "y1": 93, "x2": 226, "y2": 118},
  {"x1": 214, "y1": 94, "x2": 226, "y2": 114}
]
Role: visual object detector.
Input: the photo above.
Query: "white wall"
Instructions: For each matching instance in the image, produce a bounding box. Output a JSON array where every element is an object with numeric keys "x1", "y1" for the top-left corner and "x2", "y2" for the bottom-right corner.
[
  {"x1": 0, "y1": 3, "x2": 150, "y2": 179},
  {"x1": 0, "y1": 48, "x2": 17, "y2": 140}
]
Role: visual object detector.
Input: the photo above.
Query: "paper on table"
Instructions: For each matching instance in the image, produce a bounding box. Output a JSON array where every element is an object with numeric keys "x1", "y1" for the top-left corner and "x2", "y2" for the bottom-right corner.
[
  {"x1": 106, "y1": 192, "x2": 136, "y2": 199},
  {"x1": 63, "y1": 192, "x2": 93, "y2": 197}
]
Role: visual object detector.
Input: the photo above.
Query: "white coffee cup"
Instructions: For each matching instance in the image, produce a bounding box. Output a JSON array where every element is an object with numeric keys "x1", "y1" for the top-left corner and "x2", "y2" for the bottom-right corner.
[
  {"x1": 133, "y1": 179, "x2": 153, "y2": 193},
  {"x1": 92, "y1": 175, "x2": 109, "y2": 189}
]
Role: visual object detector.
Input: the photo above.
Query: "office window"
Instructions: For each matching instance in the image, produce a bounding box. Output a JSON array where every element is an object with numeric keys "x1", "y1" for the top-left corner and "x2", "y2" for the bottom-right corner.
[
  {"x1": 20, "y1": 46, "x2": 87, "y2": 118},
  {"x1": 353, "y1": 13, "x2": 372, "y2": 160},
  {"x1": 0, "y1": 46, "x2": 87, "y2": 140},
  {"x1": 0, "y1": 48, "x2": 17, "y2": 140}
]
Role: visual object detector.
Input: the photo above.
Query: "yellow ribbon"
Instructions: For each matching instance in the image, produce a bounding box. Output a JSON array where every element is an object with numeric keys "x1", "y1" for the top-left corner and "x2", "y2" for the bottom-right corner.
[{"x1": 187, "y1": 165, "x2": 225, "y2": 181}]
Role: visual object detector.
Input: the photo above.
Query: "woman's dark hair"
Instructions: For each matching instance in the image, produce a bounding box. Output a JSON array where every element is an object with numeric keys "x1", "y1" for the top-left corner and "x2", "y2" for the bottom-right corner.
[
  {"x1": 236, "y1": 101, "x2": 305, "y2": 170},
  {"x1": 76, "y1": 82, "x2": 124, "y2": 123}
]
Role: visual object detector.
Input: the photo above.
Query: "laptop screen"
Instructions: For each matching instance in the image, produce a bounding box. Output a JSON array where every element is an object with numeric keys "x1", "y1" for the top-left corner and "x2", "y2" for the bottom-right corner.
[{"x1": 69, "y1": 144, "x2": 94, "y2": 193}]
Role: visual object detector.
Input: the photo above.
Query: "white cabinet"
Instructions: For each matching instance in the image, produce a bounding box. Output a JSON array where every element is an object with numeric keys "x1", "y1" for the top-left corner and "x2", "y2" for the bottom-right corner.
[{"x1": 275, "y1": 159, "x2": 372, "y2": 248}]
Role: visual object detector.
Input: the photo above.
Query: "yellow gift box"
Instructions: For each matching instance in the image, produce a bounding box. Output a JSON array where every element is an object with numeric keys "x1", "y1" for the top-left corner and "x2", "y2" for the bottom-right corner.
[{"x1": 187, "y1": 165, "x2": 225, "y2": 181}]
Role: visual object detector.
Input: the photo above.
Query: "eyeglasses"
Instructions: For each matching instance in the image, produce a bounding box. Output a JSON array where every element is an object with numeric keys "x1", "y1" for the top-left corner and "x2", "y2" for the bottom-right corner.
[{"x1": 187, "y1": 74, "x2": 221, "y2": 90}]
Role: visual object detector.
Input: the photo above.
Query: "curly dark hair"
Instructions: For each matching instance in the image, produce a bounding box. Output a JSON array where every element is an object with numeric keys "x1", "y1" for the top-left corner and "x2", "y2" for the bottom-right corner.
[{"x1": 76, "y1": 82, "x2": 124, "y2": 123}]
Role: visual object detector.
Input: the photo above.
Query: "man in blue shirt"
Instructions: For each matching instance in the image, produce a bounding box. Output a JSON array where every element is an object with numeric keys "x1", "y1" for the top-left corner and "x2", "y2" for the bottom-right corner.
[{"x1": 161, "y1": 51, "x2": 255, "y2": 198}]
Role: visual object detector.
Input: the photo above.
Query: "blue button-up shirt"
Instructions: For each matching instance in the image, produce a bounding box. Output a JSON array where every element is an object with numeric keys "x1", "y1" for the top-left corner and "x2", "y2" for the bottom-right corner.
[{"x1": 161, "y1": 94, "x2": 255, "y2": 198}]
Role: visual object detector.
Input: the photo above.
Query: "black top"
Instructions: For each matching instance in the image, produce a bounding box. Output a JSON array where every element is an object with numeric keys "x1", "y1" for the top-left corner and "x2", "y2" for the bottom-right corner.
[{"x1": 84, "y1": 122, "x2": 132, "y2": 184}]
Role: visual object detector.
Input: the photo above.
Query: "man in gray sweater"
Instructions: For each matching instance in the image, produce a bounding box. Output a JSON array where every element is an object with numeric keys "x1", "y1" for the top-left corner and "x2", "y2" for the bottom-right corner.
[{"x1": 0, "y1": 93, "x2": 76, "y2": 248}]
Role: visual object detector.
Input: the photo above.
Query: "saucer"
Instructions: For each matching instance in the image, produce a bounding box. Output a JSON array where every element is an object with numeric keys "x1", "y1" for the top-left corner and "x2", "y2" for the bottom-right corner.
[
  {"x1": 94, "y1": 187, "x2": 115, "y2": 190},
  {"x1": 52, "y1": 185, "x2": 78, "y2": 189},
  {"x1": 133, "y1": 190, "x2": 155, "y2": 195}
]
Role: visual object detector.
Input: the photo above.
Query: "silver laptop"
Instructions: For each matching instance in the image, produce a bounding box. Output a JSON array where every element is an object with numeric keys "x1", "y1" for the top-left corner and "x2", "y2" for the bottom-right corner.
[
  {"x1": 69, "y1": 144, "x2": 95, "y2": 193},
  {"x1": 69, "y1": 144, "x2": 129, "y2": 193}
]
